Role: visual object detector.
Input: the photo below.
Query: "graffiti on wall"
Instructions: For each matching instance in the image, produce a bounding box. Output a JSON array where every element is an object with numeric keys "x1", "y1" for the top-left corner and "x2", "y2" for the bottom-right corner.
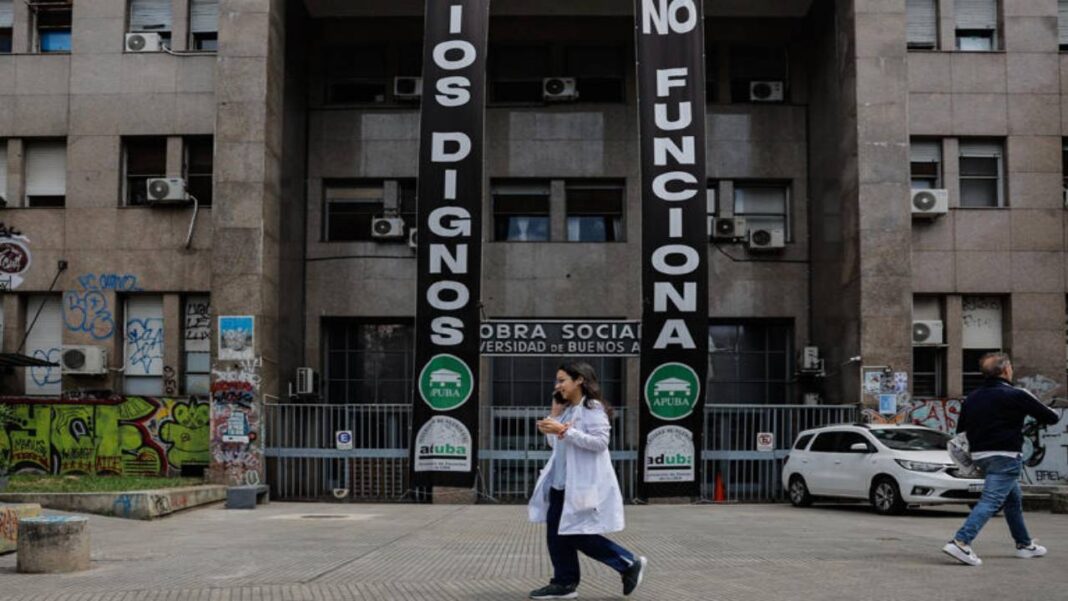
[
  {"x1": 863, "y1": 397, "x2": 1068, "y2": 484},
  {"x1": 29, "y1": 348, "x2": 62, "y2": 388},
  {"x1": 126, "y1": 317, "x2": 164, "y2": 375},
  {"x1": 0, "y1": 396, "x2": 210, "y2": 477},
  {"x1": 0, "y1": 222, "x2": 32, "y2": 291},
  {"x1": 210, "y1": 357, "x2": 262, "y2": 485}
]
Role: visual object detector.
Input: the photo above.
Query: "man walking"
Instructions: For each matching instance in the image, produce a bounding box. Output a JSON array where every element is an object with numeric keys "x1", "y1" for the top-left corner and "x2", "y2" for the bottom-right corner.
[{"x1": 942, "y1": 352, "x2": 1061, "y2": 566}]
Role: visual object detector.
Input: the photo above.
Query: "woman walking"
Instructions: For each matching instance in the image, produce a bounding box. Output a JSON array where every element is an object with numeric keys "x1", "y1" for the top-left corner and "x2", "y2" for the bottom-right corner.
[{"x1": 528, "y1": 361, "x2": 647, "y2": 599}]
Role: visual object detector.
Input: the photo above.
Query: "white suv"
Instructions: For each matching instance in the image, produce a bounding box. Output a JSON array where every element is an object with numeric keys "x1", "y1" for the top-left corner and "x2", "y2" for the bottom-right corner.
[{"x1": 782, "y1": 424, "x2": 985, "y2": 515}]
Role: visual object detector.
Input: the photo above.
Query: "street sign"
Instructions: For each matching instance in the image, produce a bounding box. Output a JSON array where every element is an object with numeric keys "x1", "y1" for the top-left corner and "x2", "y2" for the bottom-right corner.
[
  {"x1": 336, "y1": 430, "x2": 353, "y2": 450},
  {"x1": 756, "y1": 432, "x2": 774, "y2": 452}
]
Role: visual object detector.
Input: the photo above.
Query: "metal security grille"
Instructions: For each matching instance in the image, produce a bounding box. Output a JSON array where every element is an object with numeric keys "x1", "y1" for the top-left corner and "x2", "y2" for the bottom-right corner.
[{"x1": 264, "y1": 403, "x2": 856, "y2": 503}]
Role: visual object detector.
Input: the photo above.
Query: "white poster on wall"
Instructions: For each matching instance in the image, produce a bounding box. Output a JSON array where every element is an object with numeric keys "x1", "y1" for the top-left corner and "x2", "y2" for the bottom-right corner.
[{"x1": 962, "y1": 296, "x2": 1002, "y2": 349}]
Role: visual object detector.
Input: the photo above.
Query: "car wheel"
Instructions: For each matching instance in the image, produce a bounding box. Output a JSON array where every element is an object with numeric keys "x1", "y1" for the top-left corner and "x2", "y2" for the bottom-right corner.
[
  {"x1": 788, "y1": 475, "x2": 813, "y2": 507},
  {"x1": 870, "y1": 477, "x2": 906, "y2": 515}
]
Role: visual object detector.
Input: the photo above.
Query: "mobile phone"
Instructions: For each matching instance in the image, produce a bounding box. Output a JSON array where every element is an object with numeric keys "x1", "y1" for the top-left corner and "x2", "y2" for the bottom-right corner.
[{"x1": 552, "y1": 391, "x2": 565, "y2": 404}]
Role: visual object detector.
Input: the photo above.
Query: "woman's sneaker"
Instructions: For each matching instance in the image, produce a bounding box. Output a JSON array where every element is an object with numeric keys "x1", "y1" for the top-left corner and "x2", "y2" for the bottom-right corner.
[
  {"x1": 621, "y1": 556, "x2": 647, "y2": 596},
  {"x1": 529, "y1": 582, "x2": 577, "y2": 599},
  {"x1": 942, "y1": 540, "x2": 982, "y2": 566},
  {"x1": 1016, "y1": 541, "x2": 1047, "y2": 559}
]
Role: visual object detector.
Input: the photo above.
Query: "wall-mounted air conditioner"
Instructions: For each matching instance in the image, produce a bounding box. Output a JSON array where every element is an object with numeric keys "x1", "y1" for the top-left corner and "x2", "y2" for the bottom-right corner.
[
  {"x1": 394, "y1": 76, "x2": 423, "y2": 99},
  {"x1": 749, "y1": 80, "x2": 784, "y2": 102},
  {"x1": 125, "y1": 32, "x2": 162, "y2": 53},
  {"x1": 296, "y1": 367, "x2": 316, "y2": 395},
  {"x1": 712, "y1": 217, "x2": 746, "y2": 241},
  {"x1": 911, "y1": 188, "x2": 948, "y2": 218},
  {"x1": 371, "y1": 216, "x2": 405, "y2": 239},
  {"x1": 912, "y1": 320, "x2": 944, "y2": 345},
  {"x1": 146, "y1": 177, "x2": 189, "y2": 205},
  {"x1": 408, "y1": 227, "x2": 418, "y2": 249},
  {"x1": 748, "y1": 226, "x2": 785, "y2": 250},
  {"x1": 543, "y1": 77, "x2": 578, "y2": 101},
  {"x1": 61, "y1": 345, "x2": 108, "y2": 375}
]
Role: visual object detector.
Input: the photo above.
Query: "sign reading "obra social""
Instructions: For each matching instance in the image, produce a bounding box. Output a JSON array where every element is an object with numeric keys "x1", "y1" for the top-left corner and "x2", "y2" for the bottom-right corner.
[
  {"x1": 410, "y1": 0, "x2": 489, "y2": 489},
  {"x1": 635, "y1": 0, "x2": 709, "y2": 499},
  {"x1": 479, "y1": 320, "x2": 641, "y2": 356}
]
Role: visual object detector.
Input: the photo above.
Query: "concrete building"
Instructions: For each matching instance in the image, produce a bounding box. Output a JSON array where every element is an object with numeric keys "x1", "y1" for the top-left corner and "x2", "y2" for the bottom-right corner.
[{"x1": 1, "y1": 0, "x2": 1066, "y2": 496}]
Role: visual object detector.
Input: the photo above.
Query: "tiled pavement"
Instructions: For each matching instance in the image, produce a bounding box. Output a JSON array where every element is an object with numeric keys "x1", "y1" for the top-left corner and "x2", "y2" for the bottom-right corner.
[{"x1": 1, "y1": 501, "x2": 1065, "y2": 601}]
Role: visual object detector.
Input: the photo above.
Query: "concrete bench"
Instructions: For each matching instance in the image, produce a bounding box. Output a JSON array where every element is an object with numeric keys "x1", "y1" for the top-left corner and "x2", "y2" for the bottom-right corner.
[
  {"x1": 226, "y1": 485, "x2": 270, "y2": 509},
  {"x1": 17, "y1": 515, "x2": 90, "y2": 573}
]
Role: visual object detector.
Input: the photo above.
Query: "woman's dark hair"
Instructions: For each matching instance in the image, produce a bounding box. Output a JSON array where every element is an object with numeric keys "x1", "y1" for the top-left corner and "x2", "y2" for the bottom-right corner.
[{"x1": 557, "y1": 361, "x2": 614, "y2": 418}]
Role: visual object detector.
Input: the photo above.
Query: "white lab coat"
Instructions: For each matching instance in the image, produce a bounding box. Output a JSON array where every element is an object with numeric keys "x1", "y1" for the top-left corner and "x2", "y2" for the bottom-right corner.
[{"x1": 528, "y1": 399, "x2": 625, "y2": 535}]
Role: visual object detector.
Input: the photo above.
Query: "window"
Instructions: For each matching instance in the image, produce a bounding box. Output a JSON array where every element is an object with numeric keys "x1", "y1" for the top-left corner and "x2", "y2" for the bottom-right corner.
[
  {"x1": 705, "y1": 182, "x2": 718, "y2": 238},
  {"x1": 323, "y1": 320, "x2": 413, "y2": 404},
  {"x1": 35, "y1": 1, "x2": 71, "y2": 53},
  {"x1": 793, "y1": 433, "x2": 814, "y2": 450},
  {"x1": 489, "y1": 46, "x2": 551, "y2": 103},
  {"x1": 564, "y1": 46, "x2": 625, "y2": 103},
  {"x1": 185, "y1": 136, "x2": 213, "y2": 206},
  {"x1": 809, "y1": 432, "x2": 838, "y2": 453},
  {"x1": 0, "y1": 0, "x2": 13, "y2": 53},
  {"x1": 956, "y1": 0, "x2": 998, "y2": 51},
  {"x1": 24, "y1": 295, "x2": 62, "y2": 396},
  {"x1": 910, "y1": 140, "x2": 942, "y2": 189},
  {"x1": 959, "y1": 140, "x2": 1003, "y2": 207},
  {"x1": 183, "y1": 295, "x2": 211, "y2": 395},
  {"x1": 708, "y1": 320, "x2": 794, "y2": 404},
  {"x1": 728, "y1": 44, "x2": 787, "y2": 103},
  {"x1": 323, "y1": 182, "x2": 383, "y2": 242},
  {"x1": 25, "y1": 139, "x2": 66, "y2": 207},
  {"x1": 124, "y1": 137, "x2": 167, "y2": 206},
  {"x1": 733, "y1": 183, "x2": 788, "y2": 241},
  {"x1": 565, "y1": 180, "x2": 623, "y2": 242},
  {"x1": 325, "y1": 45, "x2": 388, "y2": 104},
  {"x1": 1061, "y1": 1, "x2": 1068, "y2": 51},
  {"x1": 125, "y1": 296, "x2": 165, "y2": 396},
  {"x1": 189, "y1": 0, "x2": 218, "y2": 51},
  {"x1": 705, "y1": 43, "x2": 718, "y2": 102},
  {"x1": 491, "y1": 356, "x2": 623, "y2": 407},
  {"x1": 912, "y1": 295, "x2": 945, "y2": 398},
  {"x1": 129, "y1": 0, "x2": 172, "y2": 45},
  {"x1": 962, "y1": 296, "x2": 1003, "y2": 394},
  {"x1": 493, "y1": 180, "x2": 551, "y2": 241},
  {"x1": 907, "y1": 0, "x2": 938, "y2": 49}
]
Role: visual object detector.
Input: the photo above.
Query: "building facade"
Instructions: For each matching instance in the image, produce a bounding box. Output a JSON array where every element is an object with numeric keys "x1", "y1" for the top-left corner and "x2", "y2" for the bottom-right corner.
[{"x1": 1, "y1": 0, "x2": 1066, "y2": 495}]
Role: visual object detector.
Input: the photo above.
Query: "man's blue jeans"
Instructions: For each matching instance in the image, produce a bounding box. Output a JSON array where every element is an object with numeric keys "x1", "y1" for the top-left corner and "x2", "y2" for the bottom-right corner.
[
  {"x1": 546, "y1": 487, "x2": 634, "y2": 585},
  {"x1": 954, "y1": 455, "x2": 1032, "y2": 546}
]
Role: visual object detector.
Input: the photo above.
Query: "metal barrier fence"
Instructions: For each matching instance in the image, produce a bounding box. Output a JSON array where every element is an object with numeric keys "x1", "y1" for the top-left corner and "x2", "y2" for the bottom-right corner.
[{"x1": 264, "y1": 403, "x2": 856, "y2": 503}]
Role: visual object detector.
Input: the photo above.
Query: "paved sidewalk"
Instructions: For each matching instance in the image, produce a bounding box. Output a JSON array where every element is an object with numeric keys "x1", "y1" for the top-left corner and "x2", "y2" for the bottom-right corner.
[{"x1": 1, "y1": 501, "x2": 1065, "y2": 601}]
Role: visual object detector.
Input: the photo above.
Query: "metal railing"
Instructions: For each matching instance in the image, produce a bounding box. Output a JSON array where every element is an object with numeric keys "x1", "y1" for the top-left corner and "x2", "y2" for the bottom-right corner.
[{"x1": 264, "y1": 402, "x2": 857, "y2": 503}]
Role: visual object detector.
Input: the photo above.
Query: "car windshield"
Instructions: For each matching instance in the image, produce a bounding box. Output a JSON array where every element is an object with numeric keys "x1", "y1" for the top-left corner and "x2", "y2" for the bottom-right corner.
[{"x1": 870, "y1": 428, "x2": 950, "y2": 451}]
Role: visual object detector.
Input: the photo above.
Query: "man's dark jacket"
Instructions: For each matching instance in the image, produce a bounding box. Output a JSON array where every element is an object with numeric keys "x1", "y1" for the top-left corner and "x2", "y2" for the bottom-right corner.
[{"x1": 957, "y1": 377, "x2": 1061, "y2": 454}]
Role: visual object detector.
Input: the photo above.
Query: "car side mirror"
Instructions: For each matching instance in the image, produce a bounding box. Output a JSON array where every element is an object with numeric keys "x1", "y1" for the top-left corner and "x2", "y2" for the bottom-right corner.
[{"x1": 849, "y1": 442, "x2": 871, "y2": 453}]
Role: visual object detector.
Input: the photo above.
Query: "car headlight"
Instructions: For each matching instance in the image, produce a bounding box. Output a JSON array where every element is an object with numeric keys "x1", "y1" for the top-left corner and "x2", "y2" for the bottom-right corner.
[{"x1": 894, "y1": 459, "x2": 945, "y2": 472}]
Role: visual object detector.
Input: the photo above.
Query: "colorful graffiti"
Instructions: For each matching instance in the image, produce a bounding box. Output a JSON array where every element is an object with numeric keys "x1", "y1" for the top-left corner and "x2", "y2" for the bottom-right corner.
[
  {"x1": 863, "y1": 398, "x2": 1068, "y2": 484},
  {"x1": 0, "y1": 396, "x2": 210, "y2": 477},
  {"x1": 210, "y1": 358, "x2": 262, "y2": 485}
]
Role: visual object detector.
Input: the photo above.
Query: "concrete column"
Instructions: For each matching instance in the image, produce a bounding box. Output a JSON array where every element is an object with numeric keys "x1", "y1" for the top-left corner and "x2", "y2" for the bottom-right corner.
[
  {"x1": 2, "y1": 295, "x2": 26, "y2": 393},
  {"x1": 943, "y1": 138, "x2": 959, "y2": 208},
  {"x1": 163, "y1": 293, "x2": 182, "y2": 396},
  {"x1": 209, "y1": 0, "x2": 286, "y2": 485},
  {"x1": 171, "y1": 0, "x2": 190, "y2": 52},
  {"x1": 166, "y1": 137, "x2": 184, "y2": 179},
  {"x1": 945, "y1": 295, "x2": 963, "y2": 398},
  {"x1": 550, "y1": 179, "x2": 565, "y2": 241},
  {"x1": 938, "y1": 0, "x2": 954, "y2": 52},
  {"x1": 7, "y1": 140, "x2": 24, "y2": 208},
  {"x1": 12, "y1": 0, "x2": 30, "y2": 53},
  {"x1": 719, "y1": 180, "x2": 734, "y2": 217}
]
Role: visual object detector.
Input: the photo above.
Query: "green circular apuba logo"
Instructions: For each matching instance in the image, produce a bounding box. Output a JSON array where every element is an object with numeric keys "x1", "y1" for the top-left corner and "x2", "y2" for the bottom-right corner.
[
  {"x1": 418, "y1": 354, "x2": 474, "y2": 411},
  {"x1": 644, "y1": 362, "x2": 701, "y2": 421}
]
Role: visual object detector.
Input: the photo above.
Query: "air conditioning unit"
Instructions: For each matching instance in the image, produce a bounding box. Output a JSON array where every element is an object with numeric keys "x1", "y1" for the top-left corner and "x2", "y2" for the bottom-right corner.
[
  {"x1": 712, "y1": 217, "x2": 746, "y2": 241},
  {"x1": 125, "y1": 32, "x2": 162, "y2": 53},
  {"x1": 145, "y1": 177, "x2": 189, "y2": 204},
  {"x1": 61, "y1": 345, "x2": 108, "y2": 375},
  {"x1": 371, "y1": 216, "x2": 405, "y2": 239},
  {"x1": 749, "y1": 80, "x2": 784, "y2": 102},
  {"x1": 912, "y1": 320, "x2": 944, "y2": 345},
  {"x1": 748, "y1": 226, "x2": 785, "y2": 250},
  {"x1": 408, "y1": 227, "x2": 418, "y2": 249},
  {"x1": 394, "y1": 76, "x2": 423, "y2": 99},
  {"x1": 543, "y1": 77, "x2": 579, "y2": 101},
  {"x1": 296, "y1": 367, "x2": 315, "y2": 395},
  {"x1": 911, "y1": 188, "x2": 948, "y2": 218}
]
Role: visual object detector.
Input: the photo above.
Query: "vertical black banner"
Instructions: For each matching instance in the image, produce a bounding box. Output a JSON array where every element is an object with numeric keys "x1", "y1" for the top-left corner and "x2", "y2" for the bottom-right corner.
[
  {"x1": 410, "y1": 0, "x2": 489, "y2": 490},
  {"x1": 634, "y1": 0, "x2": 708, "y2": 499}
]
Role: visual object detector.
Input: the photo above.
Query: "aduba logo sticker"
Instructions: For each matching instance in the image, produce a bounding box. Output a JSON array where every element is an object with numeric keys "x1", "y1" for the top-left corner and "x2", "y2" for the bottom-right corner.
[
  {"x1": 414, "y1": 415, "x2": 472, "y2": 473},
  {"x1": 644, "y1": 425, "x2": 695, "y2": 483}
]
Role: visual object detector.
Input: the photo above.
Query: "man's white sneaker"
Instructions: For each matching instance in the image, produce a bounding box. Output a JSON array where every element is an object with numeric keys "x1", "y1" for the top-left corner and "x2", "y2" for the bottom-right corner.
[
  {"x1": 1016, "y1": 542, "x2": 1047, "y2": 559},
  {"x1": 942, "y1": 541, "x2": 982, "y2": 566}
]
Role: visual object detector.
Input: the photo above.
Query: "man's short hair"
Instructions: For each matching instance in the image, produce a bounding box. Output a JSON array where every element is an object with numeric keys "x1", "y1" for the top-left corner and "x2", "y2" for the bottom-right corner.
[{"x1": 979, "y1": 352, "x2": 1012, "y2": 378}]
